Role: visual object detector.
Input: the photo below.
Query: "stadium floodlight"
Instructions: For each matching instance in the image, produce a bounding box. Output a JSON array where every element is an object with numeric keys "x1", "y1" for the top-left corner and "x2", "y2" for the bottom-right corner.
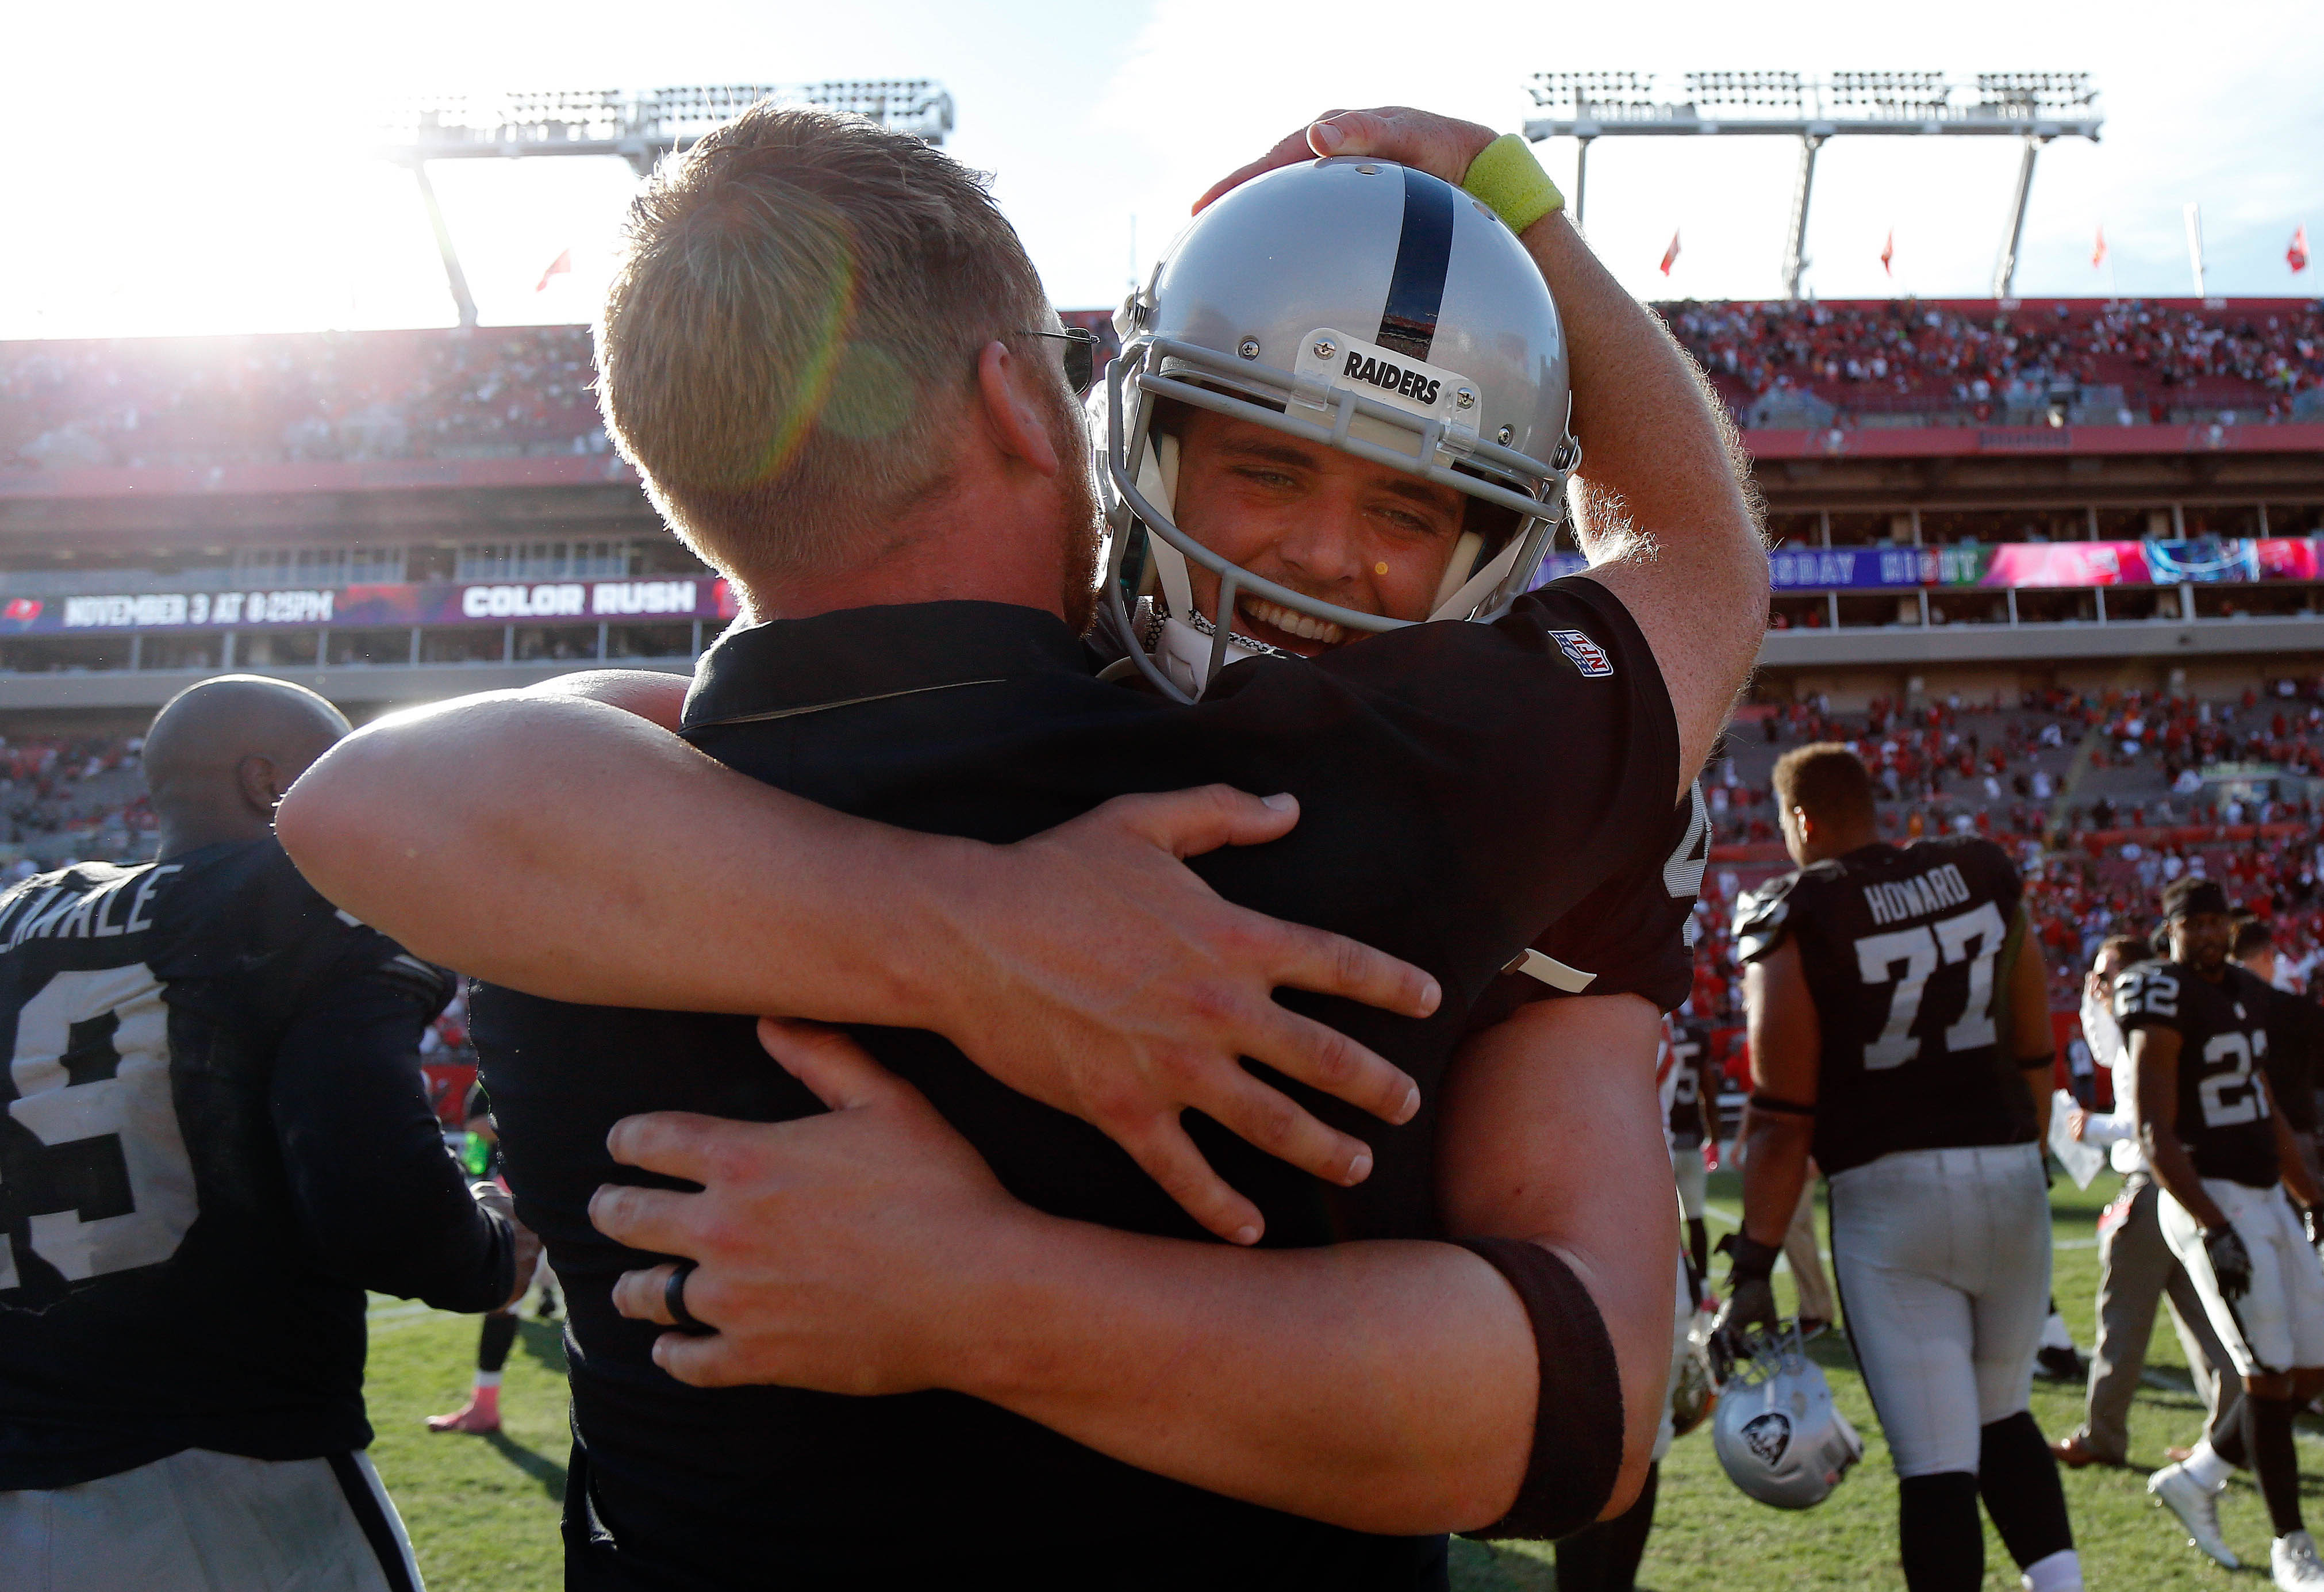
[
  {"x1": 377, "y1": 81, "x2": 957, "y2": 327},
  {"x1": 1521, "y1": 69, "x2": 2102, "y2": 299}
]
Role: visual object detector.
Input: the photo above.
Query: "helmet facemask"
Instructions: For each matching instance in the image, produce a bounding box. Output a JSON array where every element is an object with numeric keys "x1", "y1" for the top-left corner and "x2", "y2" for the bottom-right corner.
[
  {"x1": 1101, "y1": 330, "x2": 1576, "y2": 701},
  {"x1": 1089, "y1": 157, "x2": 1579, "y2": 703}
]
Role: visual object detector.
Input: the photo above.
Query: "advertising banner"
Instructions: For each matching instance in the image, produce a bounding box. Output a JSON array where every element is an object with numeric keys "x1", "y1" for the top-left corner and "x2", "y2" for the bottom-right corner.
[
  {"x1": 0, "y1": 577, "x2": 739, "y2": 635},
  {"x1": 1762, "y1": 536, "x2": 2324, "y2": 592}
]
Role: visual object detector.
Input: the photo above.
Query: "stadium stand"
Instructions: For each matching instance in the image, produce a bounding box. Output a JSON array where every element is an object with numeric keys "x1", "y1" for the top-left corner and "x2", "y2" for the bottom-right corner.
[
  {"x1": 3, "y1": 304, "x2": 2321, "y2": 1050},
  {"x1": 1668, "y1": 296, "x2": 2324, "y2": 431},
  {"x1": 2, "y1": 325, "x2": 609, "y2": 470},
  {"x1": 4, "y1": 302, "x2": 2313, "y2": 477}
]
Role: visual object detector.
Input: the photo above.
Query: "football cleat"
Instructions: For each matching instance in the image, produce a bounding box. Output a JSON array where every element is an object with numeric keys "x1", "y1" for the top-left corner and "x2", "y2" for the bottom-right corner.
[
  {"x1": 2276, "y1": 1530, "x2": 2324, "y2": 1589},
  {"x1": 2149, "y1": 1461, "x2": 2239, "y2": 1568}
]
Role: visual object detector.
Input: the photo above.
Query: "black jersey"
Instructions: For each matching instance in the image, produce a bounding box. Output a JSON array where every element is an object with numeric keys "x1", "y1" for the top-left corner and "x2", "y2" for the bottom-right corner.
[
  {"x1": 1734, "y1": 836, "x2": 2035, "y2": 1177},
  {"x1": 2114, "y1": 958, "x2": 2281, "y2": 1187},
  {"x1": 1466, "y1": 782, "x2": 1703, "y2": 1031},
  {"x1": 474, "y1": 582, "x2": 1683, "y2": 1589},
  {"x1": 1666, "y1": 1018, "x2": 1714, "y2": 1150},
  {"x1": 0, "y1": 839, "x2": 515, "y2": 1490},
  {"x1": 2254, "y1": 983, "x2": 2324, "y2": 1136}
]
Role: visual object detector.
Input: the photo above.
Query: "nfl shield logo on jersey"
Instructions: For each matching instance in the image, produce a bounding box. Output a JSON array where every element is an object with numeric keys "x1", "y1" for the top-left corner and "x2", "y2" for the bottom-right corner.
[{"x1": 1550, "y1": 630, "x2": 1614, "y2": 677}]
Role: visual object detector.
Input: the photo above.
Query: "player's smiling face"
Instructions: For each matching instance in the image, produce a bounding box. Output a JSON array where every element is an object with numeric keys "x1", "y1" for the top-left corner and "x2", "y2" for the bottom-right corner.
[
  {"x1": 2171, "y1": 910, "x2": 2233, "y2": 975},
  {"x1": 1169, "y1": 409, "x2": 1466, "y2": 658}
]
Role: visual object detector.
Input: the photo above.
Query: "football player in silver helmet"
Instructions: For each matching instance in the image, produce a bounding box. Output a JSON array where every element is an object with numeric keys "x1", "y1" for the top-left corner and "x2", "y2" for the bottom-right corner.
[
  {"x1": 284, "y1": 102, "x2": 1765, "y2": 1577},
  {"x1": 1093, "y1": 149, "x2": 1576, "y2": 701}
]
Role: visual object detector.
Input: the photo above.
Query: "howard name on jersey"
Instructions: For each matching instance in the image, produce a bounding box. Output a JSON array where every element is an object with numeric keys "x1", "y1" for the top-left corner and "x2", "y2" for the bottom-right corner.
[
  {"x1": 2113, "y1": 957, "x2": 2280, "y2": 1187},
  {"x1": 1734, "y1": 835, "x2": 2035, "y2": 1175}
]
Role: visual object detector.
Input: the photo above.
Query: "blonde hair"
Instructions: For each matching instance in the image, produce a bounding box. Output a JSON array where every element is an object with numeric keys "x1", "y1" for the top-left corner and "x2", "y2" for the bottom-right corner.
[{"x1": 597, "y1": 105, "x2": 1052, "y2": 581}]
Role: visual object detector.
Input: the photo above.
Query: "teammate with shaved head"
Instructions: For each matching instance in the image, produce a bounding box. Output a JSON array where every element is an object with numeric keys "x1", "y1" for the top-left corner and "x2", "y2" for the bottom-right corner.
[{"x1": 0, "y1": 676, "x2": 528, "y2": 1592}]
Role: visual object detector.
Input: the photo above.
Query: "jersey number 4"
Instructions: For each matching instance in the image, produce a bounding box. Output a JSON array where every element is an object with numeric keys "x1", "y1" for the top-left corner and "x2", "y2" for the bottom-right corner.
[
  {"x1": 1, "y1": 965, "x2": 197, "y2": 1292},
  {"x1": 1853, "y1": 902, "x2": 2008, "y2": 1071}
]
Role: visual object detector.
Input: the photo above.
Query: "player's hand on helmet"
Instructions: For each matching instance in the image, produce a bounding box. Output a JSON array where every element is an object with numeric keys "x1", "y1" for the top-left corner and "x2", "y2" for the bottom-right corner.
[
  {"x1": 595, "y1": 1019, "x2": 1024, "y2": 1392},
  {"x1": 1710, "y1": 1233, "x2": 1783, "y2": 1359},
  {"x1": 2203, "y1": 1223, "x2": 2254, "y2": 1301},
  {"x1": 943, "y1": 785, "x2": 1436, "y2": 1246},
  {"x1": 1194, "y1": 108, "x2": 1499, "y2": 214}
]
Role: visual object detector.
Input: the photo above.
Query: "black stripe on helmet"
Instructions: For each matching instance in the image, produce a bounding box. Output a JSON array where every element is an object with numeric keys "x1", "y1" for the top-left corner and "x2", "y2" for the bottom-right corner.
[{"x1": 1376, "y1": 166, "x2": 1455, "y2": 362}]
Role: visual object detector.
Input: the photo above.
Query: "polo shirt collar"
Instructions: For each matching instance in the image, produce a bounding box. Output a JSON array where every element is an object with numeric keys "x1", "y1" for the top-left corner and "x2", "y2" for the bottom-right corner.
[{"x1": 682, "y1": 600, "x2": 1090, "y2": 731}]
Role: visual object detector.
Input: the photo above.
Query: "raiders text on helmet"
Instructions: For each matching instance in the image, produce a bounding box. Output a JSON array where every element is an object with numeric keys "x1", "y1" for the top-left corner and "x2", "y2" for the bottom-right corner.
[{"x1": 1098, "y1": 157, "x2": 1578, "y2": 701}]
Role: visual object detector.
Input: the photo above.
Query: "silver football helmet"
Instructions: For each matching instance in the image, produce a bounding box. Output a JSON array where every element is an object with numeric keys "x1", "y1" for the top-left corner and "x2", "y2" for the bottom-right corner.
[
  {"x1": 1099, "y1": 156, "x2": 1578, "y2": 701},
  {"x1": 1711, "y1": 1322, "x2": 1864, "y2": 1509},
  {"x1": 1671, "y1": 1304, "x2": 1723, "y2": 1438}
]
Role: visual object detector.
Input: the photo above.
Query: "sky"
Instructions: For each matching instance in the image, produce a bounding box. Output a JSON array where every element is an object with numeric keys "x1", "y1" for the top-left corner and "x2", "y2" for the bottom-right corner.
[{"x1": 2, "y1": 0, "x2": 2318, "y2": 343}]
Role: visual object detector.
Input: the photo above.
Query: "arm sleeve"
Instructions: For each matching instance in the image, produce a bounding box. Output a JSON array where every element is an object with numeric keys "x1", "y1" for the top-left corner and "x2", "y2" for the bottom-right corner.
[
  {"x1": 269, "y1": 962, "x2": 516, "y2": 1313},
  {"x1": 1186, "y1": 575, "x2": 1684, "y2": 1010},
  {"x1": 1453, "y1": 1237, "x2": 1623, "y2": 1541},
  {"x1": 1466, "y1": 783, "x2": 1707, "y2": 1032}
]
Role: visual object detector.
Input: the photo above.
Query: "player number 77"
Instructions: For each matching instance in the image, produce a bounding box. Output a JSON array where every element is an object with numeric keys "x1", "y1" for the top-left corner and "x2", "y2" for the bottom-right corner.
[{"x1": 1853, "y1": 901, "x2": 2008, "y2": 1071}]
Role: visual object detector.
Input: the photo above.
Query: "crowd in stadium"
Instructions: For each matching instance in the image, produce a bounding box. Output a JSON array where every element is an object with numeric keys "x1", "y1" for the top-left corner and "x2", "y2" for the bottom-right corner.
[
  {"x1": 1665, "y1": 297, "x2": 2324, "y2": 425},
  {"x1": 1687, "y1": 685, "x2": 2324, "y2": 1034},
  {"x1": 32, "y1": 685, "x2": 2324, "y2": 1037},
  {"x1": 6, "y1": 297, "x2": 2322, "y2": 476},
  {"x1": 0, "y1": 325, "x2": 608, "y2": 471},
  {"x1": 0, "y1": 732, "x2": 153, "y2": 870}
]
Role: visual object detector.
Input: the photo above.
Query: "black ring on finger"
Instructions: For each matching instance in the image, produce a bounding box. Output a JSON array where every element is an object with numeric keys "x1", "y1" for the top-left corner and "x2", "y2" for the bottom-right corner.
[{"x1": 663, "y1": 1259, "x2": 713, "y2": 1336}]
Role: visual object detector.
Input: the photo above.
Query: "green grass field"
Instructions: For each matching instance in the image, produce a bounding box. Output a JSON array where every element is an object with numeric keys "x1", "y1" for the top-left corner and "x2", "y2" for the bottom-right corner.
[{"x1": 363, "y1": 1169, "x2": 2318, "y2": 1589}]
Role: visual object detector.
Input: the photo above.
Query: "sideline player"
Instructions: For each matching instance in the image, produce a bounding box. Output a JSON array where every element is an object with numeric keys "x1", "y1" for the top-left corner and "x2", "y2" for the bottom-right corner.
[
  {"x1": 281, "y1": 103, "x2": 1762, "y2": 1582},
  {"x1": 2235, "y1": 917, "x2": 2324, "y2": 1186},
  {"x1": 427, "y1": 1081, "x2": 545, "y2": 1435},
  {"x1": 0, "y1": 677, "x2": 524, "y2": 1591},
  {"x1": 1666, "y1": 1010, "x2": 1717, "y2": 1296},
  {"x1": 1727, "y1": 744, "x2": 2079, "y2": 1592},
  {"x1": 2054, "y1": 936, "x2": 2242, "y2": 1471},
  {"x1": 2130, "y1": 880, "x2": 2324, "y2": 1586}
]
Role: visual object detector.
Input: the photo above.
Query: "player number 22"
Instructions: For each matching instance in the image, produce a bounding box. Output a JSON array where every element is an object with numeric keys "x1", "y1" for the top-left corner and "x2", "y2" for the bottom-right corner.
[
  {"x1": 2196, "y1": 1030, "x2": 2268, "y2": 1130},
  {"x1": 1853, "y1": 902, "x2": 2008, "y2": 1071}
]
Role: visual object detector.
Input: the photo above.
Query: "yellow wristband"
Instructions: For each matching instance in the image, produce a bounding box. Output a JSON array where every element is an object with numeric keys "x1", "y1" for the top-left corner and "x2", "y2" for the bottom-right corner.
[{"x1": 1461, "y1": 133, "x2": 1565, "y2": 235}]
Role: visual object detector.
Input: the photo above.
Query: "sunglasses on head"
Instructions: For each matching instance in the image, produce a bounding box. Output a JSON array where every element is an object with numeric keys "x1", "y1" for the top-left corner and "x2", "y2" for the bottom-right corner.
[{"x1": 1023, "y1": 326, "x2": 1101, "y2": 395}]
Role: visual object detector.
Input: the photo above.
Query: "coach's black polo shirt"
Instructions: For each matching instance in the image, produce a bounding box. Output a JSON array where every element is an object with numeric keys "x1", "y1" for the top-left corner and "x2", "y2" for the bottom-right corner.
[{"x1": 474, "y1": 580, "x2": 1683, "y2": 1590}]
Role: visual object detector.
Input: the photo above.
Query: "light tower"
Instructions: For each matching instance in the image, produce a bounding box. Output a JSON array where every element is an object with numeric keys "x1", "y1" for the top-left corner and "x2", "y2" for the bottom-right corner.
[
  {"x1": 1522, "y1": 70, "x2": 2100, "y2": 299},
  {"x1": 376, "y1": 82, "x2": 957, "y2": 326}
]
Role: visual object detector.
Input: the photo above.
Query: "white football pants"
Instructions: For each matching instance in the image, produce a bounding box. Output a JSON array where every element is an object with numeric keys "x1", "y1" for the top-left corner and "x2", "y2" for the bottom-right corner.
[
  {"x1": 1827, "y1": 1142, "x2": 2052, "y2": 1478},
  {"x1": 0, "y1": 1447, "x2": 423, "y2": 1591},
  {"x1": 2159, "y1": 1176, "x2": 2324, "y2": 1378}
]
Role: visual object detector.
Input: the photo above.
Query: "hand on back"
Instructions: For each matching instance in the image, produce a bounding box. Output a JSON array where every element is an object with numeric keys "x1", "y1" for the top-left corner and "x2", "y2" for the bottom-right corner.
[{"x1": 933, "y1": 784, "x2": 1436, "y2": 1244}]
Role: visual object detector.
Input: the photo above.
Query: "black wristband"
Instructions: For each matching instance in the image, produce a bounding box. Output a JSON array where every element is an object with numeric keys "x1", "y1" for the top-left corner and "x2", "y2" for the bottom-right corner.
[
  {"x1": 1747, "y1": 1092, "x2": 1816, "y2": 1117},
  {"x1": 1720, "y1": 1233, "x2": 1783, "y2": 1284},
  {"x1": 1453, "y1": 1237, "x2": 1624, "y2": 1541}
]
